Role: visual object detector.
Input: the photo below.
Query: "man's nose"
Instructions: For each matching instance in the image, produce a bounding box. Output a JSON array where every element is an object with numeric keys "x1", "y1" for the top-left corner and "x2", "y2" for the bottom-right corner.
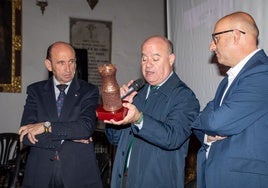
[
  {"x1": 209, "y1": 41, "x2": 216, "y2": 51},
  {"x1": 145, "y1": 59, "x2": 154, "y2": 67},
  {"x1": 65, "y1": 63, "x2": 71, "y2": 72}
]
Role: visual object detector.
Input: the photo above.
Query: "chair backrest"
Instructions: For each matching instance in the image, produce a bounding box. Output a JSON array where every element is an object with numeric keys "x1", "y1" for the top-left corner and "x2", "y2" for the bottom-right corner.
[{"x1": 0, "y1": 132, "x2": 21, "y2": 188}]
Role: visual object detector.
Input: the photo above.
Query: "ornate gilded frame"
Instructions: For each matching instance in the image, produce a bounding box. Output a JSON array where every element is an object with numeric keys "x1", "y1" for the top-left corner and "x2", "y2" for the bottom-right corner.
[{"x1": 0, "y1": 0, "x2": 22, "y2": 93}]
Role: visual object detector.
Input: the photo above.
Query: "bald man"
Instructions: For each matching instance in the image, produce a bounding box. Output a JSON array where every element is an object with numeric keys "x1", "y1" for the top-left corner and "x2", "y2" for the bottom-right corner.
[
  {"x1": 19, "y1": 42, "x2": 102, "y2": 188},
  {"x1": 192, "y1": 12, "x2": 268, "y2": 188},
  {"x1": 105, "y1": 36, "x2": 200, "y2": 188}
]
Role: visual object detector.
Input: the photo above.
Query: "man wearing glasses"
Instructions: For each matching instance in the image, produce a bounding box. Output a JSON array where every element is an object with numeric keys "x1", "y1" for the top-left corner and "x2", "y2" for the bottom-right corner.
[{"x1": 192, "y1": 12, "x2": 268, "y2": 188}]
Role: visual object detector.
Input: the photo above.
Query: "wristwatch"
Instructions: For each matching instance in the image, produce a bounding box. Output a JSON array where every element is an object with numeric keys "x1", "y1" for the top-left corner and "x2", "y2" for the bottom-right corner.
[{"x1": 44, "y1": 121, "x2": 51, "y2": 133}]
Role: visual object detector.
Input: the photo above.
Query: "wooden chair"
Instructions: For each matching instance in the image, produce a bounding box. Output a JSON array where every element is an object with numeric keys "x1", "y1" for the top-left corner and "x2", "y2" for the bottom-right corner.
[{"x1": 0, "y1": 133, "x2": 21, "y2": 188}]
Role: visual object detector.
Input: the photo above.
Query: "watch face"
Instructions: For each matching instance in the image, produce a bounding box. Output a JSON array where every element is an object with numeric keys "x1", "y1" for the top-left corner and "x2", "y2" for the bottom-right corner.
[{"x1": 44, "y1": 121, "x2": 51, "y2": 128}]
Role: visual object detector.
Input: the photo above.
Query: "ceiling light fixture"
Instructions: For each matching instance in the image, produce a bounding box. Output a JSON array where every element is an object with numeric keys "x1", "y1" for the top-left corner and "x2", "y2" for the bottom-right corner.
[
  {"x1": 36, "y1": 0, "x2": 48, "y2": 15},
  {"x1": 87, "y1": 0, "x2": 98, "y2": 10}
]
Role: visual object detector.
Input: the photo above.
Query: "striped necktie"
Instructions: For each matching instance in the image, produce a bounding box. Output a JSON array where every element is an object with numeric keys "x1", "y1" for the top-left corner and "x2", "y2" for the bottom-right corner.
[{"x1": 56, "y1": 84, "x2": 67, "y2": 117}]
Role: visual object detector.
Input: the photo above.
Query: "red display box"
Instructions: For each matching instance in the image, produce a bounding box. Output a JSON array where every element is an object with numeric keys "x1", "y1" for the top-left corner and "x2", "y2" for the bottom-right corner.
[{"x1": 96, "y1": 105, "x2": 128, "y2": 121}]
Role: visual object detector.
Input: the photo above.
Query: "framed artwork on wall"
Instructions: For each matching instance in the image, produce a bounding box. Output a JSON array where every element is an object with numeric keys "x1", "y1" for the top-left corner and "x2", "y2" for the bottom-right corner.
[
  {"x1": 70, "y1": 18, "x2": 112, "y2": 88},
  {"x1": 0, "y1": 0, "x2": 22, "y2": 93}
]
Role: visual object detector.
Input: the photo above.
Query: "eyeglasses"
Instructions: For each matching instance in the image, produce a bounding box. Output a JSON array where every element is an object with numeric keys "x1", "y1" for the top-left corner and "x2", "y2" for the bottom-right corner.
[{"x1": 211, "y1": 29, "x2": 246, "y2": 44}]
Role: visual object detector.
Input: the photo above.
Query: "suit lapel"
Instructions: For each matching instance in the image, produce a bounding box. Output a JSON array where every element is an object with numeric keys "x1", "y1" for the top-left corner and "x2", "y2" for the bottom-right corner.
[
  {"x1": 43, "y1": 78, "x2": 58, "y2": 120},
  {"x1": 214, "y1": 77, "x2": 228, "y2": 108}
]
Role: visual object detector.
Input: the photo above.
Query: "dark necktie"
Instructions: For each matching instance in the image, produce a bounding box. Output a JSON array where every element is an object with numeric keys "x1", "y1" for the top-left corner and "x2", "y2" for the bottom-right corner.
[
  {"x1": 56, "y1": 84, "x2": 67, "y2": 117},
  {"x1": 147, "y1": 85, "x2": 159, "y2": 99},
  {"x1": 150, "y1": 85, "x2": 159, "y2": 91}
]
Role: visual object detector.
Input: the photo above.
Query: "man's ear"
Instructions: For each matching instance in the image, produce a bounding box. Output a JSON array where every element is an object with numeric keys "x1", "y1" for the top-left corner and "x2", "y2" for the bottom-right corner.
[
  {"x1": 45, "y1": 59, "x2": 52, "y2": 72},
  {"x1": 169, "y1": 53, "x2": 175, "y2": 66},
  {"x1": 233, "y1": 29, "x2": 242, "y2": 45}
]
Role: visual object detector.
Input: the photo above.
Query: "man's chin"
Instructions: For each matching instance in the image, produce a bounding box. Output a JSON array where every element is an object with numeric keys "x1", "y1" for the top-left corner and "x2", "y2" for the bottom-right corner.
[
  {"x1": 145, "y1": 79, "x2": 157, "y2": 86},
  {"x1": 62, "y1": 76, "x2": 73, "y2": 83}
]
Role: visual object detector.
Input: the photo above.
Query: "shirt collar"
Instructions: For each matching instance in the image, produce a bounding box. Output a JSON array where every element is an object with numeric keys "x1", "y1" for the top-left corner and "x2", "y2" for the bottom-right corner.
[
  {"x1": 53, "y1": 76, "x2": 72, "y2": 93},
  {"x1": 154, "y1": 71, "x2": 174, "y2": 87},
  {"x1": 227, "y1": 49, "x2": 260, "y2": 78}
]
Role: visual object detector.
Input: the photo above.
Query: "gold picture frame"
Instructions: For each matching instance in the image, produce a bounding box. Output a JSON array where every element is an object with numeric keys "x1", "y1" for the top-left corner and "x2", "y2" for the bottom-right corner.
[{"x1": 0, "y1": 0, "x2": 22, "y2": 93}]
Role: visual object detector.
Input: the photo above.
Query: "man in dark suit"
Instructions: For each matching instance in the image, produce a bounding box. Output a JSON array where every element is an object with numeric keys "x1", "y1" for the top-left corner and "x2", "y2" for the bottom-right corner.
[
  {"x1": 192, "y1": 12, "x2": 268, "y2": 188},
  {"x1": 19, "y1": 41, "x2": 102, "y2": 188},
  {"x1": 104, "y1": 36, "x2": 200, "y2": 188}
]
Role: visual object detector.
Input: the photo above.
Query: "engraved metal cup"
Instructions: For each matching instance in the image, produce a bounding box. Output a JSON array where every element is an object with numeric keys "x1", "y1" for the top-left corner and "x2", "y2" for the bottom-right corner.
[{"x1": 98, "y1": 64, "x2": 122, "y2": 112}]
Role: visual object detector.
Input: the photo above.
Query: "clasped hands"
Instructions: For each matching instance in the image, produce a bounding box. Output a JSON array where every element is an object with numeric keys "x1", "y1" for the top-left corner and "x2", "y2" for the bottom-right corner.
[{"x1": 18, "y1": 123, "x2": 92, "y2": 144}]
